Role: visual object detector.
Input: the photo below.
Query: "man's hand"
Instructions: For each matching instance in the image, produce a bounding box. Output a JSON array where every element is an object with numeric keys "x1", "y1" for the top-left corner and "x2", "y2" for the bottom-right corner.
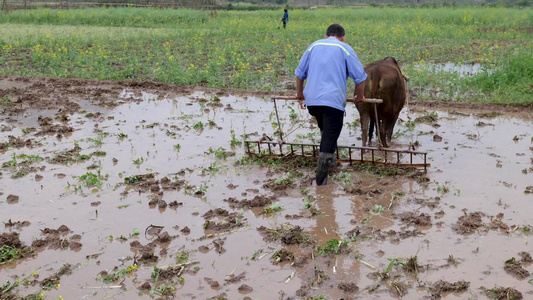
[
  {"x1": 355, "y1": 95, "x2": 366, "y2": 106},
  {"x1": 354, "y1": 81, "x2": 366, "y2": 106},
  {"x1": 296, "y1": 94, "x2": 306, "y2": 109},
  {"x1": 296, "y1": 76, "x2": 306, "y2": 109}
]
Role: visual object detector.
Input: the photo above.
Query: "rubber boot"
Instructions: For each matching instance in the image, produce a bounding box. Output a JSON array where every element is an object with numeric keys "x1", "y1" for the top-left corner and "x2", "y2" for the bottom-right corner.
[
  {"x1": 329, "y1": 156, "x2": 336, "y2": 167},
  {"x1": 316, "y1": 152, "x2": 334, "y2": 186}
]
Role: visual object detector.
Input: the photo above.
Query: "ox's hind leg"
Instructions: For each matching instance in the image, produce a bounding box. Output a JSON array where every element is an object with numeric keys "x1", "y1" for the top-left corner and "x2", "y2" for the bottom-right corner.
[
  {"x1": 360, "y1": 113, "x2": 370, "y2": 147},
  {"x1": 369, "y1": 119, "x2": 375, "y2": 147},
  {"x1": 386, "y1": 114, "x2": 400, "y2": 143}
]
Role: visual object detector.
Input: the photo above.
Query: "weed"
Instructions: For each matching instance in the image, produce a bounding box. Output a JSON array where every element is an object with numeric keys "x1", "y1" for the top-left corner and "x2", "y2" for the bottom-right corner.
[
  {"x1": 73, "y1": 171, "x2": 106, "y2": 188},
  {"x1": 0, "y1": 245, "x2": 30, "y2": 265},
  {"x1": 262, "y1": 202, "x2": 282, "y2": 214},
  {"x1": 76, "y1": 154, "x2": 91, "y2": 161},
  {"x1": 208, "y1": 147, "x2": 229, "y2": 160},
  {"x1": 274, "y1": 172, "x2": 294, "y2": 185},
  {"x1": 346, "y1": 119, "x2": 359, "y2": 129},
  {"x1": 251, "y1": 249, "x2": 263, "y2": 260},
  {"x1": 117, "y1": 132, "x2": 128, "y2": 140},
  {"x1": 334, "y1": 171, "x2": 351, "y2": 186},
  {"x1": 372, "y1": 204, "x2": 384, "y2": 214},
  {"x1": 193, "y1": 121, "x2": 204, "y2": 131},
  {"x1": 316, "y1": 238, "x2": 349, "y2": 256},
  {"x1": 124, "y1": 175, "x2": 142, "y2": 185},
  {"x1": 86, "y1": 133, "x2": 105, "y2": 147},
  {"x1": 176, "y1": 251, "x2": 189, "y2": 264},
  {"x1": 383, "y1": 256, "x2": 406, "y2": 275},
  {"x1": 230, "y1": 129, "x2": 242, "y2": 146},
  {"x1": 201, "y1": 162, "x2": 221, "y2": 176},
  {"x1": 173, "y1": 144, "x2": 181, "y2": 151},
  {"x1": 271, "y1": 249, "x2": 294, "y2": 264},
  {"x1": 133, "y1": 157, "x2": 144, "y2": 165},
  {"x1": 288, "y1": 106, "x2": 297, "y2": 120},
  {"x1": 437, "y1": 184, "x2": 450, "y2": 194},
  {"x1": 130, "y1": 228, "x2": 140, "y2": 236}
]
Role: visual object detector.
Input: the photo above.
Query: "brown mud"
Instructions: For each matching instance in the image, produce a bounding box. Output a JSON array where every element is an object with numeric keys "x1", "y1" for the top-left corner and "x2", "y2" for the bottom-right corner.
[{"x1": 1, "y1": 76, "x2": 532, "y2": 299}]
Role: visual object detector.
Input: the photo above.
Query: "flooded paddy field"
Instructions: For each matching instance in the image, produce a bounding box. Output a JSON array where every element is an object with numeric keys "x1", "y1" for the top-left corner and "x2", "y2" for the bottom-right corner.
[{"x1": 1, "y1": 76, "x2": 532, "y2": 300}]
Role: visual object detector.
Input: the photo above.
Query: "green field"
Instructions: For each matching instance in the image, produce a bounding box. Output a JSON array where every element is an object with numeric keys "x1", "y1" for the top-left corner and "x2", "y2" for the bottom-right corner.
[{"x1": 0, "y1": 7, "x2": 531, "y2": 105}]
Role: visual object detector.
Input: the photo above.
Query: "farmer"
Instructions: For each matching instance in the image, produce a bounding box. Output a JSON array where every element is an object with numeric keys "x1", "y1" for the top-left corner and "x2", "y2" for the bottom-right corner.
[
  {"x1": 295, "y1": 24, "x2": 367, "y2": 185},
  {"x1": 281, "y1": 9, "x2": 289, "y2": 29}
]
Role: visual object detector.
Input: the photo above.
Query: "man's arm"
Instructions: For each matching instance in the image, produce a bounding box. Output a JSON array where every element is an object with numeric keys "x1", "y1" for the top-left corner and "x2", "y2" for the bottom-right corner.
[
  {"x1": 354, "y1": 81, "x2": 365, "y2": 106},
  {"x1": 296, "y1": 77, "x2": 306, "y2": 109}
]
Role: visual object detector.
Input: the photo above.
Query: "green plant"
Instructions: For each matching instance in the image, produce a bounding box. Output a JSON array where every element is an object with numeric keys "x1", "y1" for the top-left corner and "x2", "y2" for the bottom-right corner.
[
  {"x1": 173, "y1": 144, "x2": 181, "y2": 151},
  {"x1": 176, "y1": 251, "x2": 189, "y2": 264},
  {"x1": 288, "y1": 106, "x2": 297, "y2": 120},
  {"x1": 124, "y1": 175, "x2": 142, "y2": 185},
  {"x1": 133, "y1": 157, "x2": 144, "y2": 165},
  {"x1": 208, "y1": 147, "x2": 228, "y2": 160},
  {"x1": 383, "y1": 256, "x2": 405, "y2": 275},
  {"x1": 274, "y1": 172, "x2": 294, "y2": 185},
  {"x1": 334, "y1": 171, "x2": 351, "y2": 186},
  {"x1": 372, "y1": 204, "x2": 384, "y2": 214},
  {"x1": 75, "y1": 171, "x2": 105, "y2": 188},
  {"x1": 230, "y1": 129, "x2": 242, "y2": 146},
  {"x1": 0, "y1": 245, "x2": 28, "y2": 264},
  {"x1": 316, "y1": 238, "x2": 349, "y2": 256},
  {"x1": 193, "y1": 121, "x2": 204, "y2": 130},
  {"x1": 262, "y1": 202, "x2": 282, "y2": 214}
]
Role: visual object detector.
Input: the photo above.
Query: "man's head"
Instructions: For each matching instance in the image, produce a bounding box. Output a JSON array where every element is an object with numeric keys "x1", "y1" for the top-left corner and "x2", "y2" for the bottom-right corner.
[
  {"x1": 284, "y1": 9, "x2": 287, "y2": 12},
  {"x1": 326, "y1": 24, "x2": 345, "y2": 41}
]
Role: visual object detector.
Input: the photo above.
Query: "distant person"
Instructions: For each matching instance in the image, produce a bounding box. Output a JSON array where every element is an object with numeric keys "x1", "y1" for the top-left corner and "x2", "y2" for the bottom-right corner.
[
  {"x1": 281, "y1": 9, "x2": 289, "y2": 29},
  {"x1": 295, "y1": 24, "x2": 367, "y2": 185}
]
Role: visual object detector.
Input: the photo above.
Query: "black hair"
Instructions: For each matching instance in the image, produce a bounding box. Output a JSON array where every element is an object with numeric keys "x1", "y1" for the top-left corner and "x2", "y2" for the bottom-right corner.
[
  {"x1": 326, "y1": 24, "x2": 345, "y2": 37},
  {"x1": 284, "y1": 9, "x2": 288, "y2": 12}
]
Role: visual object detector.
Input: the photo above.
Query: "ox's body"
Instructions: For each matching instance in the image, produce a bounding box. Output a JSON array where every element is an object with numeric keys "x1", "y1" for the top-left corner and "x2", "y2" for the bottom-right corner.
[{"x1": 356, "y1": 57, "x2": 407, "y2": 148}]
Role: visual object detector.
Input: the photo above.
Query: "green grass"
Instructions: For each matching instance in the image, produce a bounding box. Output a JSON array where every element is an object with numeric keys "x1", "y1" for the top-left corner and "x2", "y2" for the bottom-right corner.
[{"x1": 0, "y1": 6, "x2": 531, "y2": 105}]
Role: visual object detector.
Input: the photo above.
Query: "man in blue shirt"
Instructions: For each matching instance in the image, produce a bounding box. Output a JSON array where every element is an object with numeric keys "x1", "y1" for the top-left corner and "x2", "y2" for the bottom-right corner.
[
  {"x1": 281, "y1": 9, "x2": 288, "y2": 29},
  {"x1": 295, "y1": 24, "x2": 367, "y2": 185}
]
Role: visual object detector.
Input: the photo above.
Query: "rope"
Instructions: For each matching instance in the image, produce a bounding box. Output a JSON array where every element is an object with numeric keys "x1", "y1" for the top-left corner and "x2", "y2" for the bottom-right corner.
[{"x1": 405, "y1": 77, "x2": 415, "y2": 151}]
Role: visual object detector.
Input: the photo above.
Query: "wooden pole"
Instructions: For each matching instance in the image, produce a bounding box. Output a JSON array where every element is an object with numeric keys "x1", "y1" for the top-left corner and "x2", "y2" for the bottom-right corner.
[{"x1": 271, "y1": 95, "x2": 383, "y2": 104}]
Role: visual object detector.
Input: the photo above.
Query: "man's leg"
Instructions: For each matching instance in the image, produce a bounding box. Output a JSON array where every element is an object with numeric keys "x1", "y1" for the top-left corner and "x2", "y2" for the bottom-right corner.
[{"x1": 308, "y1": 106, "x2": 343, "y2": 185}]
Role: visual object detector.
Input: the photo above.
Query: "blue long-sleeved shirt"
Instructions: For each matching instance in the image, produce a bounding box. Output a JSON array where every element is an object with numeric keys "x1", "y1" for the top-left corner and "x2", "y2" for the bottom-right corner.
[
  {"x1": 282, "y1": 12, "x2": 288, "y2": 22},
  {"x1": 294, "y1": 36, "x2": 367, "y2": 112}
]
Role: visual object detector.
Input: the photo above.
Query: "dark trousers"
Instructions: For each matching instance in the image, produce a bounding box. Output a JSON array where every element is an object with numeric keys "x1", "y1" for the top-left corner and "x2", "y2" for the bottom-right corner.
[{"x1": 307, "y1": 106, "x2": 344, "y2": 154}]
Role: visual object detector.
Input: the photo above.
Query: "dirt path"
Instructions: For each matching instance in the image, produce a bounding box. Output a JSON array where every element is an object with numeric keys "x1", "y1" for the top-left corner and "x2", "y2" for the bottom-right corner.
[{"x1": 1, "y1": 76, "x2": 532, "y2": 300}]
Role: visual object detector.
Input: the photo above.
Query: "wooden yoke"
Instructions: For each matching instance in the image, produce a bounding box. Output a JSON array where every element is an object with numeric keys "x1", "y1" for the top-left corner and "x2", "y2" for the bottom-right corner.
[{"x1": 271, "y1": 95, "x2": 383, "y2": 104}]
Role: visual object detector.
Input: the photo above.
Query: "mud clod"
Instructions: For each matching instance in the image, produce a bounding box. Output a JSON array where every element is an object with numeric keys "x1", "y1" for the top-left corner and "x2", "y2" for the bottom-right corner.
[
  {"x1": 225, "y1": 272, "x2": 246, "y2": 284},
  {"x1": 396, "y1": 212, "x2": 432, "y2": 227},
  {"x1": 338, "y1": 282, "x2": 359, "y2": 293},
  {"x1": 3, "y1": 219, "x2": 30, "y2": 229},
  {"x1": 204, "y1": 277, "x2": 220, "y2": 289},
  {"x1": 482, "y1": 286, "x2": 522, "y2": 300},
  {"x1": 258, "y1": 224, "x2": 314, "y2": 245},
  {"x1": 6, "y1": 194, "x2": 19, "y2": 204},
  {"x1": 429, "y1": 280, "x2": 469, "y2": 299},
  {"x1": 504, "y1": 257, "x2": 530, "y2": 279},
  {"x1": 238, "y1": 284, "x2": 253, "y2": 294},
  {"x1": 224, "y1": 195, "x2": 276, "y2": 209},
  {"x1": 518, "y1": 251, "x2": 532, "y2": 263},
  {"x1": 452, "y1": 211, "x2": 484, "y2": 234}
]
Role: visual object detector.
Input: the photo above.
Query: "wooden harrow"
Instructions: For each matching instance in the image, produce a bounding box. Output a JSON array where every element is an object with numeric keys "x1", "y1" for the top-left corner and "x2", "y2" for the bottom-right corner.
[{"x1": 244, "y1": 96, "x2": 430, "y2": 171}]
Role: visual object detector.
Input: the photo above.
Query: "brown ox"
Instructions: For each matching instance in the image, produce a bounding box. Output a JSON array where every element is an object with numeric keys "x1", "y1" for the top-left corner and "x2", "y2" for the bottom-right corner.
[{"x1": 356, "y1": 57, "x2": 408, "y2": 148}]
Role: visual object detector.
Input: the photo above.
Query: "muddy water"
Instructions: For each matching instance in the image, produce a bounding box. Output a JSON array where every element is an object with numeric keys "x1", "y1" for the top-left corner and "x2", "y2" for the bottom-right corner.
[{"x1": 1, "y1": 79, "x2": 532, "y2": 299}]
